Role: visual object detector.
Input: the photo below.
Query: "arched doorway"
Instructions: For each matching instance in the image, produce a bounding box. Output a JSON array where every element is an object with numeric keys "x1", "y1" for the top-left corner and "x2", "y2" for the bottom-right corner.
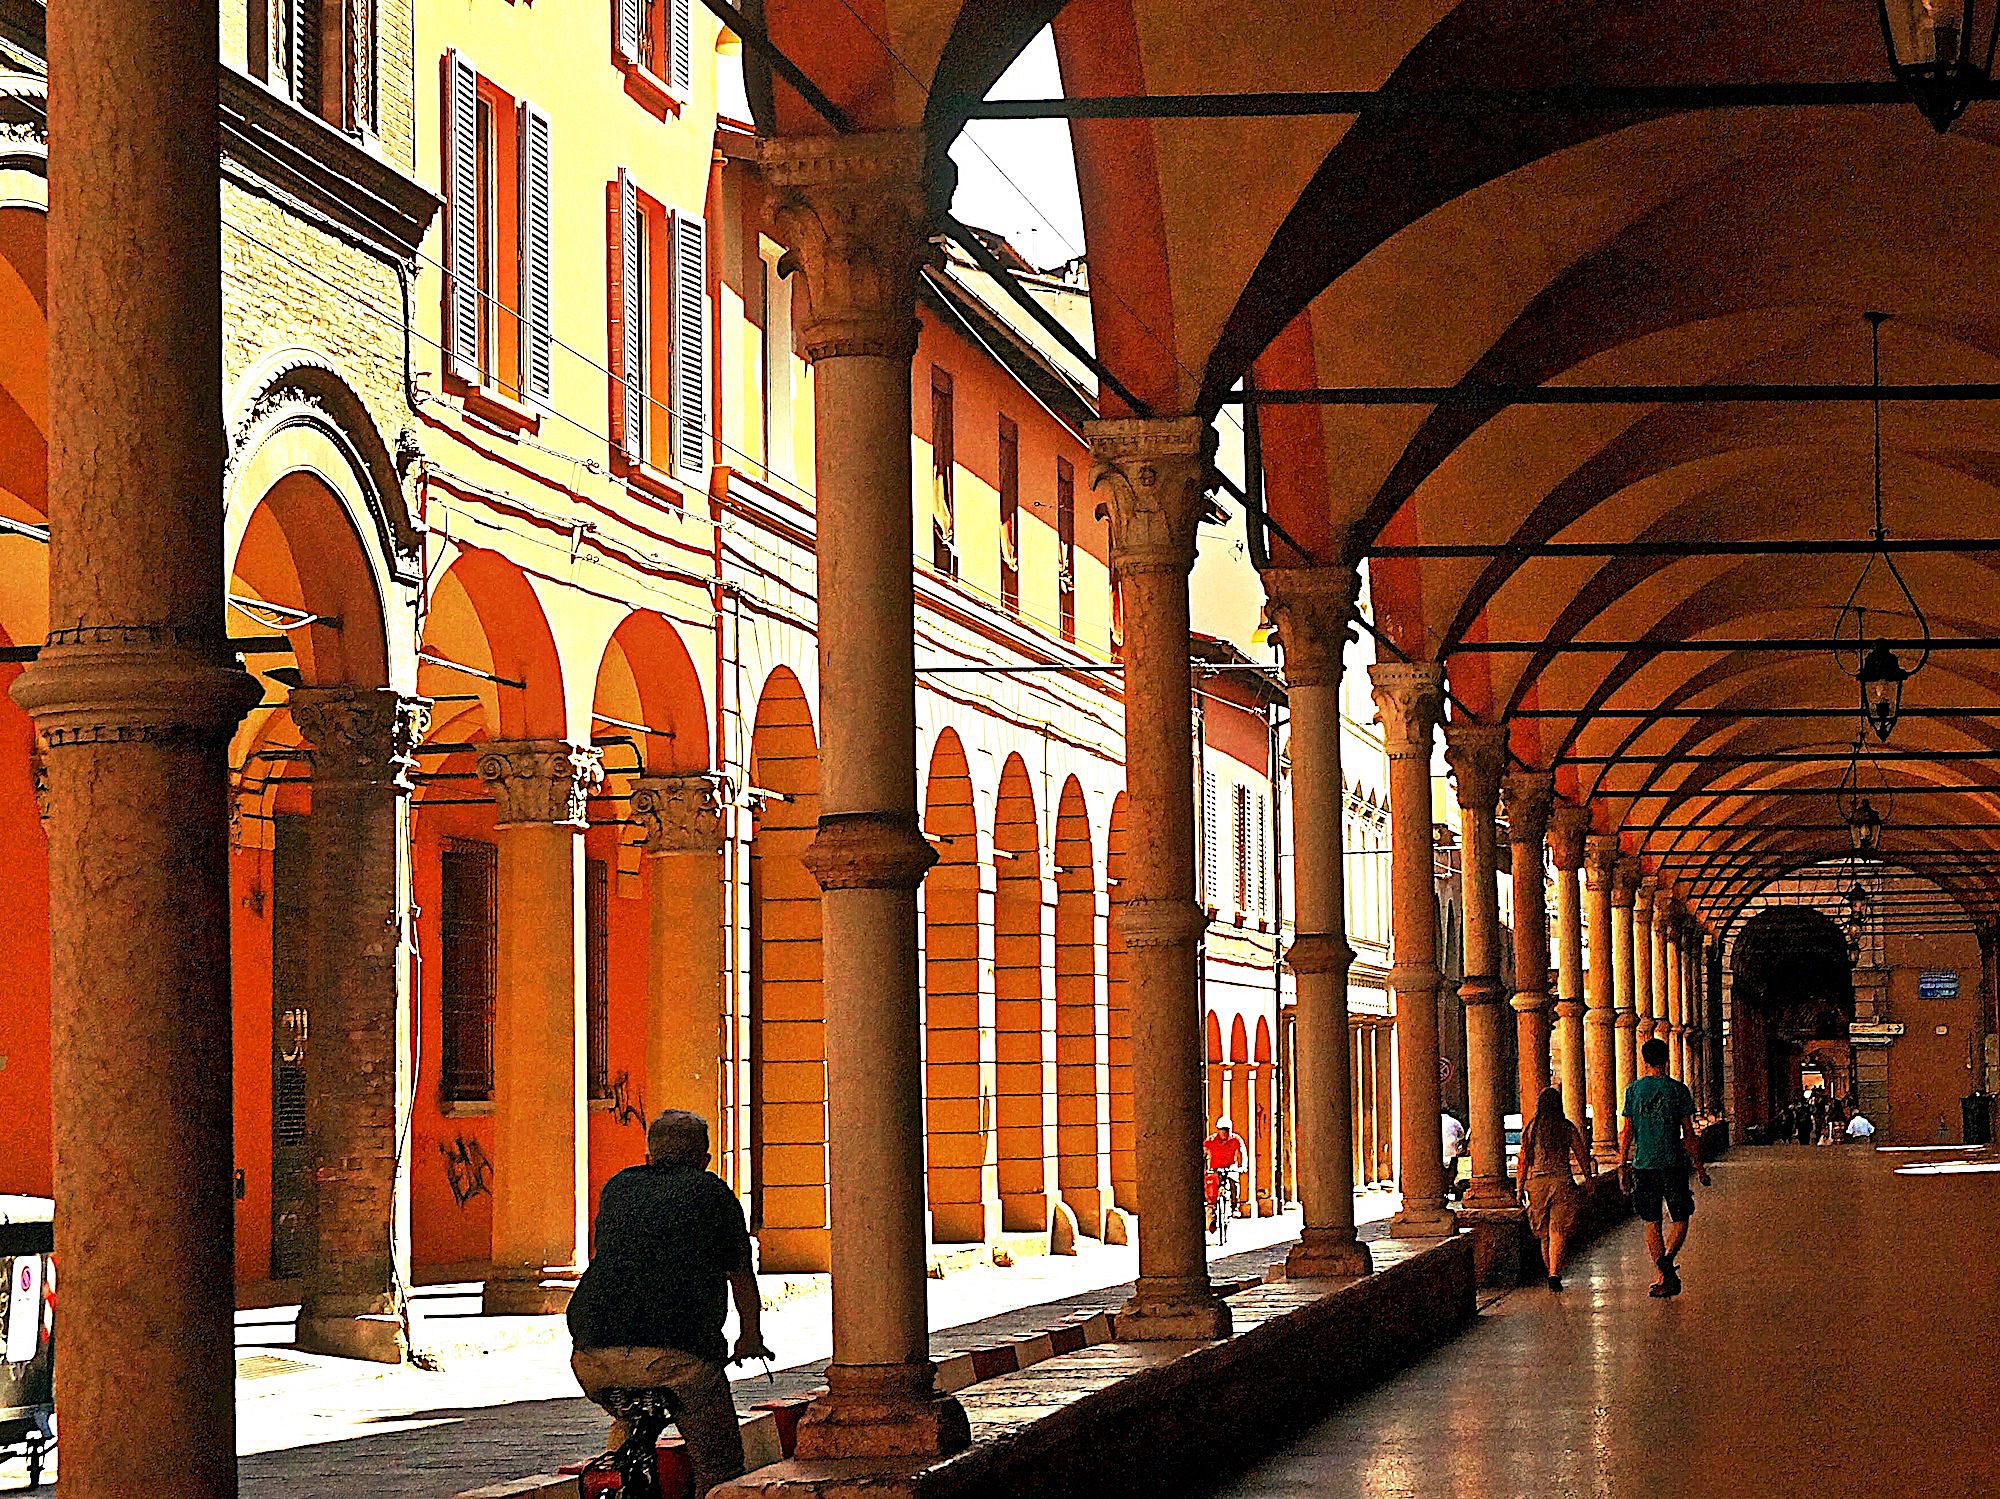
[{"x1": 1731, "y1": 907, "x2": 1854, "y2": 1135}]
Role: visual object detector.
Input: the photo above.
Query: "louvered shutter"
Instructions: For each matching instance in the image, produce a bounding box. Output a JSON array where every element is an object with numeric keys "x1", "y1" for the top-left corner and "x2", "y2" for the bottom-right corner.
[
  {"x1": 615, "y1": 0, "x2": 643, "y2": 64},
  {"x1": 608, "y1": 169, "x2": 644, "y2": 463},
  {"x1": 669, "y1": 0, "x2": 693, "y2": 95},
  {"x1": 1201, "y1": 770, "x2": 1219, "y2": 907},
  {"x1": 445, "y1": 50, "x2": 481, "y2": 383},
  {"x1": 517, "y1": 102, "x2": 554, "y2": 406},
  {"x1": 1254, "y1": 792, "x2": 1268, "y2": 917},
  {"x1": 669, "y1": 210, "x2": 708, "y2": 483}
]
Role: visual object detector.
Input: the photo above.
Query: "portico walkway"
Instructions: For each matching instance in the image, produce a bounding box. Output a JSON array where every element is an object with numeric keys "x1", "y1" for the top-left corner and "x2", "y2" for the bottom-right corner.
[{"x1": 1218, "y1": 1145, "x2": 2000, "y2": 1498}]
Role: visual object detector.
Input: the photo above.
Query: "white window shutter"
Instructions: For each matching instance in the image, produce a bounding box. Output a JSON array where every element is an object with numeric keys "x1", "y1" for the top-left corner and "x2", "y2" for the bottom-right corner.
[
  {"x1": 669, "y1": 0, "x2": 693, "y2": 95},
  {"x1": 615, "y1": 0, "x2": 643, "y2": 64},
  {"x1": 669, "y1": 209, "x2": 708, "y2": 484},
  {"x1": 1254, "y1": 792, "x2": 1268, "y2": 917},
  {"x1": 608, "y1": 170, "x2": 644, "y2": 463},
  {"x1": 445, "y1": 49, "x2": 480, "y2": 383},
  {"x1": 518, "y1": 101, "x2": 554, "y2": 406},
  {"x1": 1201, "y1": 770, "x2": 1219, "y2": 908}
]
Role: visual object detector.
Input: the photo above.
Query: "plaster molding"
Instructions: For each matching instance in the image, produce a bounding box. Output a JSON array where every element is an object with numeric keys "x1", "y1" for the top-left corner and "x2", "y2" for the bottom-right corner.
[
  {"x1": 1086, "y1": 416, "x2": 1214, "y2": 579},
  {"x1": 291, "y1": 686, "x2": 430, "y2": 790},
  {"x1": 760, "y1": 131, "x2": 933, "y2": 363},
  {"x1": 1261, "y1": 565, "x2": 1361, "y2": 689},
  {"x1": 631, "y1": 773, "x2": 725, "y2": 856},
  {"x1": 476, "y1": 739, "x2": 603, "y2": 828},
  {"x1": 1368, "y1": 661, "x2": 1445, "y2": 763}
]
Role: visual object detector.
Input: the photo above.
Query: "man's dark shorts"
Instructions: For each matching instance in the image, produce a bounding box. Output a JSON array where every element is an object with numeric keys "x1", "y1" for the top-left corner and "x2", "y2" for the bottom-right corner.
[{"x1": 1631, "y1": 1162, "x2": 1695, "y2": 1224}]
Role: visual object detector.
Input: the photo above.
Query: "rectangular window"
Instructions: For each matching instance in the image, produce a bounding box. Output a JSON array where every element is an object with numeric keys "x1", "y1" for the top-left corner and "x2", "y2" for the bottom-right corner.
[
  {"x1": 255, "y1": 0, "x2": 376, "y2": 132},
  {"x1": 1232, "y1": 783, "x2": 1251, "y2": 913},
  {"x1": 609, "y1": 168, "x2": 708, "y2": 484},
  {"x1": 440, "y1": 838, "x2": 498, "y2": 1104},
  {"x1": 614, "y1": 0, "x2": 694, "y2": 97},
  {"x1": 1056, "y1": 455, "x2": 1076, "y2": 641},
  {"x1": 930, "y1": 367, "x2": 957, "y2": 576},
  {"x1": 586, "y1": 858, "x2": 611, "y2": 1099},
  {"x1": 998, "y1": 415, "x2": 1020, "y2": 614},
  {"x1": 476, "y1": 94, "x2": 498, "y2": 381}
]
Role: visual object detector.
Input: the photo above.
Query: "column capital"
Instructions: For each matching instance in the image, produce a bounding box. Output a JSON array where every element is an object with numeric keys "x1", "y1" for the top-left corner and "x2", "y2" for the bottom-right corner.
[
  {"x1": 291, "y1": 686, "x2": 432, "y2": 791},
  {"x1": 1583, "y1": 834, "x2": 1621, "y2": 892},
  {"x1": 1548, "y1": 805, "x2": 1591, "y2": 871},
  {"x1": 1086, "y1": 415, "x2": 1215, "y2": 578},
  {"x1": 11, "y1": 627, "x2": 262, "y2": 748},
  {"x1": 1442, "y1": 720, "x2": 1507, "y2": 814},
  {"x1": 476, "y1": 738, "x2": 604, "y2": 828},
  {"x1": 1636, "y1": 874, "x2": 1657, "y2": 912},
  {"x1": 631, "y1": 773, "x2": 725, "y2": 856},
  {"x1": 801, "y1": 811, "x2": 937, "y2": 891},
  {"x1": 1658, "y1": 897, "x2": 1679, "y2": 934},
  {"x1": 760, "y1": 130, "x2": 936, "y2": 362},
  {"x1": 1501, "y1": 771, "x2": 1554, "y2": 847},
  {"x1": 1261, "y1": 565, "x2": 1361, "y2": 689},
  {"x1": 1285, "y1": 932, "x2": 1355, "y2": 975},
  {"x1": 1368, "y1": 661, "x2": 1445, "y2": 762},
  {"x1": 1114, "y1": 896, "x2": 1210, "y2": 950},
  {"x1": 1611, "y1": 856, "x2": 1642, "y2": 907}
]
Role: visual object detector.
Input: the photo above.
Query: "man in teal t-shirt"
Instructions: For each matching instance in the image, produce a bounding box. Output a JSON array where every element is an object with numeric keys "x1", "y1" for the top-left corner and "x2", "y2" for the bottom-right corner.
[{"x1": 1619, "y1": 1036, "x2": 1709, "y2": 1297}]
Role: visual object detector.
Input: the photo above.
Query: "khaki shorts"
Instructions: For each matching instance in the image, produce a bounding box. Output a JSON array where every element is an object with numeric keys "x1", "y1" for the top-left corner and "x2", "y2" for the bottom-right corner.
[
  {"x1": 572, "y1": 1345, "x2": 746, "y2": 1498},
  {"x1": 1523, "y1": 1173, "x2": 1583, "y2": 1238}
]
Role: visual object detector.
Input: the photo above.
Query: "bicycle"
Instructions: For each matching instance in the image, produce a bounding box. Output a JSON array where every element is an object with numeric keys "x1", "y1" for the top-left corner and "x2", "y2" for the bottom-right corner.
[
  {"x1": 576, "y1": 1388, "x2": 674, "y2": 1497},
  {"x1": 1206, "y1": 1167, "x2": 1240, "y2": 1244}
]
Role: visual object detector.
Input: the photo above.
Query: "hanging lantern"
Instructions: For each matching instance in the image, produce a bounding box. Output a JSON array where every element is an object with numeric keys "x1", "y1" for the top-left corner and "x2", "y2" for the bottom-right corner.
[
  {"x1": 1846, "y1": 879, "x2": 1873, "y2": 926},
  {"x1": 1848, "y1": 797, "x2": 1885, "y2": 855},
  {"x1": 1858, "y1": 643, "x2": 1911, "y2": 742},
  {"x1": 1878, "y1": 0, "x2": 2000, "y2": 131}
]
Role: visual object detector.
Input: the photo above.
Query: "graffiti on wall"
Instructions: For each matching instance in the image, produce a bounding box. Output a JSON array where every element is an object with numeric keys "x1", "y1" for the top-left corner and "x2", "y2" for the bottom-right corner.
[{"x1": 440, "y1": 1136, "x2": 493, "y2": 1207}]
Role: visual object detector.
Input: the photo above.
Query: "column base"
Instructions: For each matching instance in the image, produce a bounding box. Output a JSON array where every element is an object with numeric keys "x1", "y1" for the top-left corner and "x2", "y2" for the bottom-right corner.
[
  {"x1": 482, "y1": 1267, "x2": 580, "y2": 1316},
  {"x1": 1284, "y1": 1227, "x2": 1373, "y2": 1279},
  {"x1": 1115, "y1": 1277, "x2": 1233, "y2": 1341},
  {"x1": 1460, "y1": 1177, "x2": 1518, "y2": 1212},
  {"x1": 1454, "y1": 1205, "x2": 1530, "y2": 1288},
  {"x1": 296, "y1": 1309, "x2": 409, "y2": 1364},
  {"x1": 794, "y1": 1363, "x2": 970, "y2": 1460},
  {"x1": 1388, "y1": 1202, "x2": 1459, "y2": 1238}
]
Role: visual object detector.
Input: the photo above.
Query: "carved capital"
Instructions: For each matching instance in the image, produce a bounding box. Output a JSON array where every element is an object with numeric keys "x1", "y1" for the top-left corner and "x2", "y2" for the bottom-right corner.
[
  {"x1": 11, "y1": 627, "x2": 262, "y2": 748},
  {"x1": 1261, "y1": 566, "x2": 1361, "y2": 689},
  {"x1": 1548, "y1": 805, "x2": 1591, "y2": 871},
  {"x1": 1087, "y1": 416, "x2": 1215, "y2": 578},
  {"x1": 1115, "y1": 896, "x2": 1208, "y2": 951},
  {"x1": 291, "y1": 686, "x2": 431, "y2": 791},
  {"x1": 1583, "y1": 834, "x2": 1621, "y2": 893},
  {"x1": 28, "y1": 739, "x2": 48, "y2": 824},
  {"x1": 760, "y1": 131, "x2": 934, "y2": 362},
  {"x1": 631, "y1": 773, "x2": 725, "y2": 856},
  {"x1": 1501, "y1": 771, "x2": 1554, "y2": 847},
  {"x1": 1286, "y1": 932, "x2": 1356, "y2": 976},
  {"x1": 1442, "y1": 721, "x2": 1507, "y2": 814},
  {"x1": 801, "y1": 812, "x2": 936, "y2": 891},
  {"x1": 1634, "y1": 875, "x2": 1657, "y2": 923},
  {"x1": 1368, "y1": 661, "x2": 1445, "y2": 762},
  {"x1": 1612, "y1": 856, "x2": 1642, "y2": 907},
  {"x1": 476, "y1": 739, "x2": 603, "y2": 828}
]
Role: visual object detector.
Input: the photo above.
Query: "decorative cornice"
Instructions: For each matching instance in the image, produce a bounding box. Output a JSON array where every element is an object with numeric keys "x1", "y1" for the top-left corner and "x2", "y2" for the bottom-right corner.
[
  {"x1": 760, "y1": 131, "x2": 933, "y2": 362},
  {"x1": 1261, "y1": 566, "x2": 1360, "y2": 689},
  {"x1": 291, "y1": 686, "x2": 430, "y2": 790},
  {"x1": 1548, "y1": 805, "x2": 1590, "y2": 871},
  {"x1": 631, "y1": 773, "x2": 725, "y2": 856},
  {"x1": 1368, "y1": 662, "x2": 1445, "y2": 762},
  {"x1": 1086, "y1": 416, "x2": 1214, "y2": 579},
  {"x1": 1501, "y1": 771, "x2": 1554, "y2": 847},
  {"x1": 10, "y1": 627, "x2": 262, "y2": 748},
  {"x1": 476, "y1": 739, "x2": 603, "y2": 828},
  {"x1": 1442, "y1": 721, "x2": 1506, "y2": 815},
  {"x1": 800, "y1": 811, "x2": 936, "y2": 891}
]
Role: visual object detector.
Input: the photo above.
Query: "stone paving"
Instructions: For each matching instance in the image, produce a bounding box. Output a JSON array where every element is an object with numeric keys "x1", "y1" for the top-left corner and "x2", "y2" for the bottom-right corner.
[{"x1": 1217, "y1": 1145, "x2": 2000, "y2": 1499}]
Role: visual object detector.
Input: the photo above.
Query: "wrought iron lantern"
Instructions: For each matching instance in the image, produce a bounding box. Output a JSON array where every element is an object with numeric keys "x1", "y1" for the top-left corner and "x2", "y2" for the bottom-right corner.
[
  {"x1": 1848, "y1": 796, "x2": 1885, "y2": 855},
  {"x1": 1833, "y1": 315, "x2": 1931, "y2": 743},
  {"x1": 1846, "y1": 878, "x2": 1873, "y2": 926},
  {"x1": 1836, "y1": 737, "x2": 1891, "y2": 856},
  {"x1": 1878, "y1": 0, "x2": 2000, "y2": 132}
]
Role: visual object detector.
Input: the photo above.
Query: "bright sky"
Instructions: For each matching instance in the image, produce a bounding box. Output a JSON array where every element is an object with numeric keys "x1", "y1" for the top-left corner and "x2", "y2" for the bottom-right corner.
[{"x1": 947, "y1": 29, "x2": 1087, "y2": 271}]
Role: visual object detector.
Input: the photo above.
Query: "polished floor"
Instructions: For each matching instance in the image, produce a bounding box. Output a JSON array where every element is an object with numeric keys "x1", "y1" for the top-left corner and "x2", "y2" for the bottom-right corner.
[{"x1": 1217, "y1": 1144, "x2": 2000, "y2": 1498}]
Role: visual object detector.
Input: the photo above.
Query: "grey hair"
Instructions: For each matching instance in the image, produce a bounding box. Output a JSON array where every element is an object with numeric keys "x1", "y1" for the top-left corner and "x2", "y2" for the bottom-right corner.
[{"x1": 648, "y1": 1109, "x2": 710, "y2": 1166}]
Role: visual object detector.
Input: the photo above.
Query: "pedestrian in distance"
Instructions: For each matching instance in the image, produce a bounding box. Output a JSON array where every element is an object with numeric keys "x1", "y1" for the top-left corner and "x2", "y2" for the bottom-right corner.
[
  {"x1": 567, "y1": 1109, "x2": 774, "y2": 1498},
  {"x1": 1441, "y1": 1110, "x2": 1468, "y2": 1201},
  {"x1": 1516, "y1": 1086, "x2": 1595, "y2": 1292},
  {"x1": 1618, "y1": 1036, "x2": 1710, "y2": 1298},
  {"x1": 1845, "y1": 1109, "x2": 1877, "y2": 1143}
]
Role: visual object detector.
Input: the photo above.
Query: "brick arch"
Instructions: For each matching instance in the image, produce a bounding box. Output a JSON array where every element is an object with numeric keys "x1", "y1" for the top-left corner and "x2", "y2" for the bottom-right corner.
[
  {"x1": 993, "y1": 752, "x2": 1050, "y2": 1232},
  {"x1": 1106, "y1": 791, "x2": 1135, "y2": 1210},
  {"x1": 1052, "y1": 776, "x2": 1105, "y2": 1233},
  {"x1": 747, "y1": 667, "x2": 827, "y2": 1272}
]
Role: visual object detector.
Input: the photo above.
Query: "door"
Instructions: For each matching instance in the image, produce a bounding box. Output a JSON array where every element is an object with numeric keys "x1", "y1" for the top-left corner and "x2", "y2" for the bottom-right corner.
[{"x1": 270, "y1": 814, "x2": 311, "y2": 1281}]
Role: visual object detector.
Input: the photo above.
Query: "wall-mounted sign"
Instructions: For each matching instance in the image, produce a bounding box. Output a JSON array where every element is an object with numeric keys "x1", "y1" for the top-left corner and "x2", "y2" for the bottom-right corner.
[
  {"x1": 1850, "y1": 1020, "x2": 1905, "y2": 1044},
  {"x1": 1919, "y1": 970, "x2": 1961, "y2": 999}
]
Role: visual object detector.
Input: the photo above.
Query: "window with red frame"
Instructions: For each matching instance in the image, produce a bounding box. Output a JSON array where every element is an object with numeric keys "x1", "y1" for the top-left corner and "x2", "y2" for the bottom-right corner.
[
  {"x1": 998, "y1": 415, "x2": 1020, "y2": 614},
  {"x1": 608, "y1": 167, "x2": 709, "y2": 485},
  {"x1": 612, "y1": 0, "x2": 693, "y2": 99},
  {"x1": 1056, "y1": 455, "x2": 1076, "y2": 641}
]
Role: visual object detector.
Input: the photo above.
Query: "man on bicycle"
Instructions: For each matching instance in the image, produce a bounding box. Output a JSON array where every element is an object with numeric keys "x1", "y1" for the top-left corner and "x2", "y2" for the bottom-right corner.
[
  {"x1": 1203, "y1": 1115, "x2": 1247, "y2": 1229},
  {"x1": 568, "y1": 1110, "x2": 773, "y2": 1498}
]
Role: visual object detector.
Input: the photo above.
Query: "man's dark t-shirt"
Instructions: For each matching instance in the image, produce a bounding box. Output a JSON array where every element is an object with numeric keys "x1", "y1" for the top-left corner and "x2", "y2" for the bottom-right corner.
[{"x1": 566, "y1": 1162, "x2": 753, "y2": 1364}]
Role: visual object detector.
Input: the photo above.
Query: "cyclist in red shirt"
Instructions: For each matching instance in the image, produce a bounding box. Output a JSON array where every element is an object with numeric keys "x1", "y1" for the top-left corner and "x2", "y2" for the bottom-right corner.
[{"x1": 1203, "y1": 1116, "x2": 1246, "y2": 1213}]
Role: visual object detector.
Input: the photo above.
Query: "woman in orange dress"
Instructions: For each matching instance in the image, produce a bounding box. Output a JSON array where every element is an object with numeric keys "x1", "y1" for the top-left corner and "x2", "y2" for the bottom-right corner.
[{"x1": 1516, "y1": 1085, "x2": 1594, "y2": 1292}]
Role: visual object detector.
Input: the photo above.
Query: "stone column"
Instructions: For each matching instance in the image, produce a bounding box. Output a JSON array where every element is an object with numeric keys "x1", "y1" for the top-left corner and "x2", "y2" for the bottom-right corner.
[
  {"x1": 1650, "y1": 895, "x2": 1671, "y2": 1049},
  {"x1": 1505, "y1": 773, "x2": 1554, "y2": 1108},
  {"x1": 1611, "y1": 858, "x2": 1641, "y2": 1103},
  {"x1": 1548, "y1": 808, "x2": 1590, "y2": 1136},
  {"x1": 478, "y1": 740, "x2": 603, "y2": 1316},
  {"x1": 1668, "y1": 915, "x2": 1687, "y2": 1083},
  {"x1": 1089, "y1": 416, "x2": 1231, "y2": 1339},
  {"x1": 632, "y1": 774, "x2": 727, "y2": 1141},
  {"x1": 1632, "y1": 877, "x2": 1656, "y2": 1044},
  {"x1": 8, "y1": 4, "x2": 264, "y2": 1489},
  {"x1": 1444, "y1": 722, "x2": 1510, "y2": 1212},
  {"x1": 292, "y1": 687, "x2": 430, "y2": 1364},
  {"x1": 1265, "y1": 566, "x2": 1371, "y2": 1278},
  {"x1": 1371, "y1": 662, "x2": 1456, "y2": 1237},
  {"x1": 763, "y1": 131, "x2": 970, "y2": 1452},
  {"x1": 1584, "y1": 836, "x2": 1621, "y2": 1165}
]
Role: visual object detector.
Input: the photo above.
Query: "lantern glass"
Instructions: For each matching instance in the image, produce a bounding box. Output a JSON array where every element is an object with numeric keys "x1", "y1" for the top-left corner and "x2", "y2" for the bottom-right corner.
[
  {"x1": 1849, "y1": 800, "x2": 1883, "y2": 855},
  {"x1": 1880, "y1": 0, "x2": 2000, "y2": 129},
  {"x1": 1859, "y1": 643, "x2": 1908, "y2": 742}
]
